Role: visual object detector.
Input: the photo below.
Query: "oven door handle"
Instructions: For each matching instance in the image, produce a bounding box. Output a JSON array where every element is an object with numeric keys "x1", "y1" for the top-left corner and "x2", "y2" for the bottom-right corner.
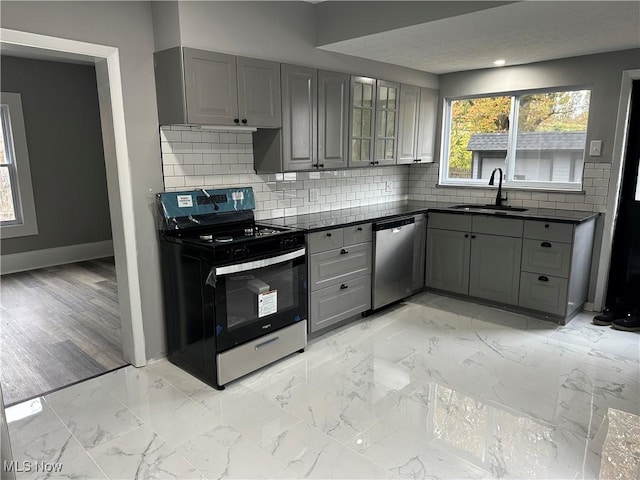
[{"x1": 215, "y1": 247, "x2": 306, "y2": 276}]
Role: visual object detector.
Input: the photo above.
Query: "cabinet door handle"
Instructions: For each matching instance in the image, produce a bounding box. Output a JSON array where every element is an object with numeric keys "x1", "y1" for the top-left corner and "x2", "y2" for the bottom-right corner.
[
  {"x1": 357, "y1": 227, "x2": 363, "y2": 231},
  {"x1": 340, "y1": 284, "x2": 348, "y2": 290},
  {"x1": 326, "y1": 232, "x2": 332, "y2": 237},
  {"x1": 538, "y1": 276, "x2": 549, "y2": 282},
  {"x1": 318, "y1": 164, "x2": 324, "y2": 168},
  {"x1": 241, "y1": 119, "x2": 247, "y2": 124},
  {"x1": 340, "y1": 248, "x2": 348, "y2": 255},
  {"x1": 541, "y1": 242, "x2": 552, "y2": 248},
  {"x1": 233, "y1": 118, "x2": 240, "y2": 124},
  {"x1": 471, "y1": 235, "x2": 476, "y2": 239},
  {"x1": 464, "y1": 234, "x2": 469, "y2": 238},
  {"x1": 544, "y1": 224, "x2": 550, "y2": 228}
]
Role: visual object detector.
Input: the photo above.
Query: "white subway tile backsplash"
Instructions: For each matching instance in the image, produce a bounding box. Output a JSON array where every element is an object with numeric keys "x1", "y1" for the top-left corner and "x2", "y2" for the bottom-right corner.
[{"x1": 160, "y1": 126, "x2": 610, "y2": 219}]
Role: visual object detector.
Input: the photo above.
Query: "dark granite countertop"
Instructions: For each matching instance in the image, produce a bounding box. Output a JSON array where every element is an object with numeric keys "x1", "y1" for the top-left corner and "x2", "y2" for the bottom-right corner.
[{"x1": 265, "y1": 201, "x2": 598, "y2": 232}]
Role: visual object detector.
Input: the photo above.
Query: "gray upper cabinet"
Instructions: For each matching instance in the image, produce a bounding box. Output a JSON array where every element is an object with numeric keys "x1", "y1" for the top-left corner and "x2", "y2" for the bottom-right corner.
[
  {"x1": 183, "y1": 49, "x2": 238, "y2": 125},
  {"x1": 349, "y1": 76, "x2": 376, "y2": 168},
  {"x1": 154, "y1": 47, "x2": 281, "y2": 127},
  {"x1": 236, "y1": 56, "x2": 281, "y2": 127},
  {"x1": 398, "y1": 85, "x2": 438, "y2": 165},
  {"x1": 416, "y1": 88, "x2": 438, "y2": 163},
  {"x1": 318, "y1": 70, "x2": 349, "y2": 170},
  {"x1": 397, "y1": 84, "x2": 420, "y2": 165},
  {"x1": 281, "y1": 63, "x2": 317, "y2": 171},
  {"x1": 374, "y1": 80, "x2": 400, "y2": 166}
]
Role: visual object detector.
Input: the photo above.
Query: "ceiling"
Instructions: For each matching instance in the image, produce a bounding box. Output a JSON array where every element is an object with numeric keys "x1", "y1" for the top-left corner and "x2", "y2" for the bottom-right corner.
[{"x1": 318, "y1": 1, "x2": 640, "y2": 74}]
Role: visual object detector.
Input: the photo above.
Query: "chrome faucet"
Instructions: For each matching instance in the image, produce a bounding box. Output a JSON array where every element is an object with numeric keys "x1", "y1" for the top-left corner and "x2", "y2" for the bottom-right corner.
[{"x1": 488, "y1": 168, "x2": 507, "y2": 206}]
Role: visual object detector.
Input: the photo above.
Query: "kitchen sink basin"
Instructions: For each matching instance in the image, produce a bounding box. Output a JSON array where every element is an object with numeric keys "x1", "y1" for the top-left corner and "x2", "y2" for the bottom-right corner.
[{"x1": 450, "y1": 204, "x2": 528, "y2": 212}]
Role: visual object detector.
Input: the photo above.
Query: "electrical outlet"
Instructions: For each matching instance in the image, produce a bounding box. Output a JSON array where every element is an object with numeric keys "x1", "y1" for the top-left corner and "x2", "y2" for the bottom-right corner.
[
  {"x1": 309, "y1": 188, "x2": 320, "y2": 202},
  {"x1": 385, "y1": 181, "x2": 393, "y2": 193},
  {"x1": 589, "y1": 140, "x2": 602, "y2": 157}
]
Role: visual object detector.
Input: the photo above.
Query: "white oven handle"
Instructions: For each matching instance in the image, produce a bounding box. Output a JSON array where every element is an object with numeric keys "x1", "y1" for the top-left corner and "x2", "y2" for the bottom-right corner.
[{"x1": 215, "y1": 247, "x2": 306, "y2": 276}]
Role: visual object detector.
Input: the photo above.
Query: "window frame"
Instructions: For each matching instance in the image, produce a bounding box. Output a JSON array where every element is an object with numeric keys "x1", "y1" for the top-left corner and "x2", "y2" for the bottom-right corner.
[
  {"x1": 439, "y1": 87, "x2": 591, "y2": 192},
  {"x1": 0, "y1": 92, "x2": 38, "y2": 239}
]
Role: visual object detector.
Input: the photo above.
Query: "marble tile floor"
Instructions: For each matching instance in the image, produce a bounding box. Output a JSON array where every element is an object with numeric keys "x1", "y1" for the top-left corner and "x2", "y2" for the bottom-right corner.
[{"x1": 5, "y1": 292, "x2": 640, "y2": 480}]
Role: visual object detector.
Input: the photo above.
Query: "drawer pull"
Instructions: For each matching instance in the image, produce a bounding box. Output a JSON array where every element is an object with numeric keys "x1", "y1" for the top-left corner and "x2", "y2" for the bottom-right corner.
[
  {"x1": 340, "y1": 248, "x2": 348, "y2": 255},
  {"x1": 541, "y1": 242, "x2": 552, "y2": 248},
  {"x1": 340, "y1": 284, "x2": 348, "y2": 289},
  {"x1": 255, "y1": 336, "x2": 279, "y2": 350},
  {"x1": 464, "y1": 234, "x2": 469, "y2": 238},
  {"x1": 357, "y1": 227, "x2": 363, "y2": 231},
  {"x1": 326, "y1": 232, "x2": 332, "y2": 237},
  {"x1": 538, "y1": 276, "x2": 549, "y2": 282},
  {"x1": 544, "y1": 224, "x2": 550, "y2": 228}
]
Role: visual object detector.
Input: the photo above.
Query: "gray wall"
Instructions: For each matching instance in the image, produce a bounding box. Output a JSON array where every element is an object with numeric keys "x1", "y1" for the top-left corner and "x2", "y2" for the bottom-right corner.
[
  {"x1": 153, "y1": 1, "x2": 438, "y2": 88},
  {"x1": 0, "y1": 1, "x2": 165, "y2": 360},
  {"x1": 0, "y1": 55, "x2": 112, "y2": 255},
  {"x1": 437, "y1": 49, "x2": 640, "y2": 164}
]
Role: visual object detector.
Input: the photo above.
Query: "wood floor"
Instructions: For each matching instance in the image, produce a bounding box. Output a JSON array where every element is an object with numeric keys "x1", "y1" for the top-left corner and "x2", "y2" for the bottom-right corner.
[{"x1": 0, "y1": 257, "x2": 126, "y2": 406}]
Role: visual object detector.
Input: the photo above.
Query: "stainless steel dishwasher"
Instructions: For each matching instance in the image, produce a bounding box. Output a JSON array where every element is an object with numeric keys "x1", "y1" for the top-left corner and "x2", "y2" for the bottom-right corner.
[{"x1": 372, "y1": 216, "x2": 415, "y2": 310}]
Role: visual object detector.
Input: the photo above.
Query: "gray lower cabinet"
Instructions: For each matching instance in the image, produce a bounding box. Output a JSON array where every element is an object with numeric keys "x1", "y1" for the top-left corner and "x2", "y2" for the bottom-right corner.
[
  {"x1": 426, "y1": 212, "x2": 524, "y2": 304},
  {"x1": 425, "y1": 212, "x2": 596, "y2": 322},
  {"x1": 518, "y1": 219, "x2": 595, "y2": 320},
  {"x1": 310, "y1": 276, "x2": 372, "y2": 333},
  {"x1": 469, "y1": 233, "x2": 522, "y2": 305},
  {"x1": 412, "y1": 214, "x2": 426, "y2": 292},
  {"x1": 425, "y1": 227, "x2": 471, "y2": 295},
  {"x1": 308, "y1": 223, "x2": 372, "y2": 334}
]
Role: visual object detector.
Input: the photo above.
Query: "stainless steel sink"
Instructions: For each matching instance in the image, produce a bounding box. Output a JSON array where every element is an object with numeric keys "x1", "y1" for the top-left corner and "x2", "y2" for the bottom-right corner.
[{"x1": 450, "y1": 204, "x2": 528, "y2": 212}]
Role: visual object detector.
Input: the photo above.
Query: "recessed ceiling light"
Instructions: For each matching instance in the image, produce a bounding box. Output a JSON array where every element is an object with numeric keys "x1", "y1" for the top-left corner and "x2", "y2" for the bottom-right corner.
[{"x1": 493, "y1": 59, "x2": 506, "y2": 67}]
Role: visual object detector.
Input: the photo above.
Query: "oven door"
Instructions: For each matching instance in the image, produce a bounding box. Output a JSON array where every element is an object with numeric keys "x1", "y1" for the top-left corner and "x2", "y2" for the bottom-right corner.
[{"x1": 212, "y1": 247, "x2": 307, "y2": 351}]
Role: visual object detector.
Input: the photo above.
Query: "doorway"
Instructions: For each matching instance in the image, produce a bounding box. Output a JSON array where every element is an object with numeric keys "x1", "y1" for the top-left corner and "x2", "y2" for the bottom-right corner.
[
  {"x1": 0, "y1": 29, "x2": 147, "y2": 379},
  {"x1": 605, "y1": 79, "x2": 640, "y2": 309},
  {"x1": 0, "y1": 54, "x2": 128, "y2": 406}
]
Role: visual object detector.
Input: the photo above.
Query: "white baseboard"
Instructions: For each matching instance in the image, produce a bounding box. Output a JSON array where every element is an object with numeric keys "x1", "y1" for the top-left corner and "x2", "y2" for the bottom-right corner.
[
  {"x1": 583, "y1": 302, "x2": 596, "y2": 312},
  {"x1": 0, "y1": 240, "x2": 114, "y2": 275}
]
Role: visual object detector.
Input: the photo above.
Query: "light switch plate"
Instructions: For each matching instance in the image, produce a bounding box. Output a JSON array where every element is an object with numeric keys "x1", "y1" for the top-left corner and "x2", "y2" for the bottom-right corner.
[
  {"x1": 385, "y1": 181, "x2": 393, "y2": 193},
  {"x1": 589, "y1": 140, "x2": 602, "y2": 157}
]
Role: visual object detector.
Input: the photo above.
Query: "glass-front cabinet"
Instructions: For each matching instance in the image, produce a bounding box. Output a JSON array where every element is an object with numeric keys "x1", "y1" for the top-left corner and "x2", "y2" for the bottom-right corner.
[
  {"x1": 375, "y1": 80, "x2": 399, "y2": 165},
  {"x1": 349, "y1": 76, "x2": 399, "y2": 167},
  {"x1": 349, "y1": 76, "x2": 376, "y2": 167}
]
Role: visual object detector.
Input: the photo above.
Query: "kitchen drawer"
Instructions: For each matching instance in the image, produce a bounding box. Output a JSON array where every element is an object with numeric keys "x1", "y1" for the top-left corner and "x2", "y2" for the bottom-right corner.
[
  {"x1": 308, "y1": 228, "x2": 344, "y2": 254},
  {"x1": 522, "y1": 238, "x2": 572, "y2": 278},
  {"x1": 518, "y1": 272, "x2": 568, "y2": 316},
  {"x1": 427, "y1": 212, "x2": 472, "y2": 232},
  {"x1": 310, "y1": 275, "x2": 371, "y2": 333},
  {"x1": 524, "y1": 220, "x2": 573, "y2": 243},
  {"x1": 310, "y1": 242, "x2": 372, "y2": 291},
  {"x1": 217, "y1": 320, "x2": 307, "y2": 385},
  {"x1": 344, "y1": 223, "x2": 372, "y2": 246},
  {"x1": 472, "y1": 215, "x2": 523, "y2": 238}
]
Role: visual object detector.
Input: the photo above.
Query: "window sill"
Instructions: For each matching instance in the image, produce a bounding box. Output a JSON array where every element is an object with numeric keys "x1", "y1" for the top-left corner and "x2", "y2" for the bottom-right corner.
[
  {"x1": 436, "y1": 183, "x2": 585, "y2": 194},
  {"x1": 0, "y1": 221, "x2": 39, "y2": 240}
]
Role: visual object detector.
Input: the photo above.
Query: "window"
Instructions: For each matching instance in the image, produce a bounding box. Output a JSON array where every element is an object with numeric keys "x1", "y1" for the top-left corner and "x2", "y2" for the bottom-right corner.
[
  {"x1": 0, "y1": 92, "x2": 38, "y2": 239},
  {"x1": 441, "y1": 89, "x2": 591, "y2": 190}
]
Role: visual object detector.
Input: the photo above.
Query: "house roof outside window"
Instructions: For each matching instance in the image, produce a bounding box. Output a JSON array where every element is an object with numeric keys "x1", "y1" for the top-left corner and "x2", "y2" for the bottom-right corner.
[{"x1": 467, "y1": 131, "x2": 587, "y2": 151}]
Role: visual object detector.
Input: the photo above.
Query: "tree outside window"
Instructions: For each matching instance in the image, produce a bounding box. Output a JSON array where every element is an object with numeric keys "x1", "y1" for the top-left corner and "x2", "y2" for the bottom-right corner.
[{"x1": 443, "y1": 89, "x2": 591, "y2": 190}]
